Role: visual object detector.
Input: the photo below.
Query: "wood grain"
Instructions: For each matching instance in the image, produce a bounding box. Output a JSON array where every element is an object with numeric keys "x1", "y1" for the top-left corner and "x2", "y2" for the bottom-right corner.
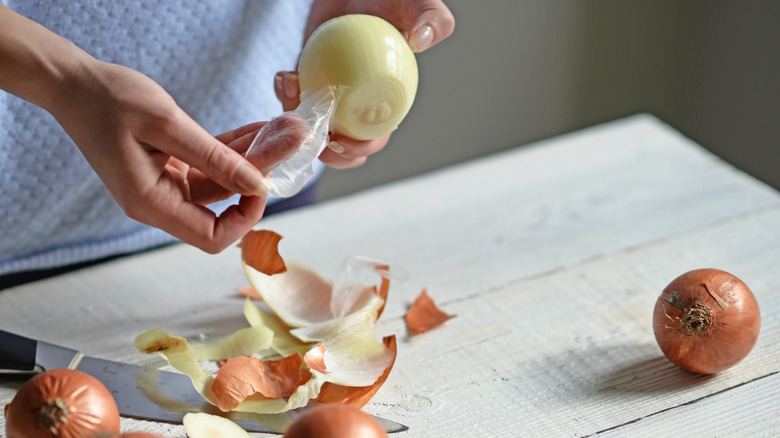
[{"x1": 1, "y1": 115, "x2": 777, "y2": 437}]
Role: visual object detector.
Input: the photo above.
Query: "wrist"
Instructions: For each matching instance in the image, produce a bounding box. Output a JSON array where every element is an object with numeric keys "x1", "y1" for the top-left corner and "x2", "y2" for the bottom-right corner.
[{"x1": 0, "y1": 5, "x2": 94, "y2": 113}]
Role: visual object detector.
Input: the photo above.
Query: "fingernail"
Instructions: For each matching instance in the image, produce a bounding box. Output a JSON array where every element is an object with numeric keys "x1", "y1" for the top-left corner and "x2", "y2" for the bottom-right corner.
[
  {"x1": 274, "y1": 73, "x2": 283, "y2": 94},
  {"x1": 410, "y1": 24, "x2": 434, "y2": 52},
  {"x1": 284, "y1": 72, "x2": 299, "y2": 99},
  {"x1": 328, "y1": 141, "x2": 345, "y2": 154},
  {"x1": 236, "y1": 164, "x2": 270, "y2": 196}
]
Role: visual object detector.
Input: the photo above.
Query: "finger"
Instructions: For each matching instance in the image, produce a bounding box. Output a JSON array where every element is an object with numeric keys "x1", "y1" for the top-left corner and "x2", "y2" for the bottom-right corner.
[
  {"x1": 187, "y1": 129, "x2": 267, "y2": 204},
  {"x1": 404, "y1": 0, "x2": 456, "y2": 52},
  {"x1": 245, "y1": 113, "x2": 310, "y2": 174},
  {"x1": 274, "y1": 71, "x2": 301, "y2": 112},
  {"x1": 121, "y1": 168, "x2": 267, "y2": 253},
  {"x1": 326, "y1": 133, "x2": 390, "y2": 160},
  {"x1": 141, "y1": 110, "x2": 270, "y2": 197},
  {"x1": 222, "y1": 128, "x2": 261, "y2": 156},
  {"x1": 185, "y1": 170, "x2": 232, "y2": 205},
  {"x1": 209, "y1": 195, "x2": 268, "y2": 252},
  {"x1": 318, "y1": 149, "x2": 368, "y2": 169},
  {"x1": 173, "y1": 194, "x2": 266, "y2": 254},
  {"x1": 215, "y1": 121, "x2": 267, "y2": 146}
]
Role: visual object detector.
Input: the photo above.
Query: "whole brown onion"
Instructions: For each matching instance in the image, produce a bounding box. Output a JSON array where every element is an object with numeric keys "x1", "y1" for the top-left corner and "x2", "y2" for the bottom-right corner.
[
  {"x1": 283, "y1": 404, "x2": 388, "y2": 438},
  {"x1": 653, "y1": 268, "x2": 761, "y2": 374},
  {"x1": 4, "y1": 368, "x2": 120, "y2": 438}
]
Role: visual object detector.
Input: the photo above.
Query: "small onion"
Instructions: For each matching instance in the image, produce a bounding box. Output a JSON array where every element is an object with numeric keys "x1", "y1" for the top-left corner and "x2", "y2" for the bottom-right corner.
[
  {"x1": 653, "y1": 268, "x2": 761, "y2": 374},
  {"x1": 4, "y1": 368, "x2": 120, "y2": 438},
  {"x1": 283, "y1": 405, "x2": 388, "y2": 438}
]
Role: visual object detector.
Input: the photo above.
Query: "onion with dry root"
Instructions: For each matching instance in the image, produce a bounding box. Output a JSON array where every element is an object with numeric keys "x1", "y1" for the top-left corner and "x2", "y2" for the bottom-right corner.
[
  {"x1": 283, "y1": 404, "x2": 388, "y2": 438},
  {"x1": 298, "y1": 14, "x2": 418, "y2": 140},
  {"x1": 4, "y1": 368, "x2": 120, "y2": 438},
  {"x1": 653, "y1": 268, "x2": 761, "y2": 374}
]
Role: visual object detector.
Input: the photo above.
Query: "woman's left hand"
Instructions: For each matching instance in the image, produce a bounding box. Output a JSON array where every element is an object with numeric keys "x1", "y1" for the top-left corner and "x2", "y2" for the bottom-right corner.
[{"x1": 275, "y1": 0, "x2": 455, "y2": 168}]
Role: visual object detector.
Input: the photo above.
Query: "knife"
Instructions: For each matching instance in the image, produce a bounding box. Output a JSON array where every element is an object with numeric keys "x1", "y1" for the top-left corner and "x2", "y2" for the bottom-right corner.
[{"x1": 0, "y1": 329, "x2": 408, "y2": 434}]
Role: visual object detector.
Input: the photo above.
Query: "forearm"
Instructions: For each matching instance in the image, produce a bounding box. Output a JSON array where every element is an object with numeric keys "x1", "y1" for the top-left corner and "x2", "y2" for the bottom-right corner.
[{"x1": 0, "y1": 4, "x2": 92, "y2": 113}]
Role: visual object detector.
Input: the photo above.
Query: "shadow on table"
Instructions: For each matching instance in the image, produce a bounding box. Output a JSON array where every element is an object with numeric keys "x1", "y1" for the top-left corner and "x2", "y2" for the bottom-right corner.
[{"x1": 596, "y1": 353, "x2": 717, "y2": 395}]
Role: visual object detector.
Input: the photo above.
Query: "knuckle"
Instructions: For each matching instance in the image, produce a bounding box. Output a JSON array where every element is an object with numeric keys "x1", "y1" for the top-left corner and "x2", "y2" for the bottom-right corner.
[{"x1": 204, "y1": 144, "x2": 239, "y2": 175}]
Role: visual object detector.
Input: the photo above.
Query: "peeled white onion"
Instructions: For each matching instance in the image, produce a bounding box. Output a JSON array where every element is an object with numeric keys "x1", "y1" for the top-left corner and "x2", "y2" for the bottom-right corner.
[{"x1": 298, "y1": 14, "x2": 419, "y2": 140}]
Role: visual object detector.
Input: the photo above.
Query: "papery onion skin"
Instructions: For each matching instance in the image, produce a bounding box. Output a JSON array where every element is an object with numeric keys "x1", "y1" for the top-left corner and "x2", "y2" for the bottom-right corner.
[
  {"x1": 283, "y1": 404, "x2": 388, "y2": 438},
  {"x1": 4, "y1": 368, "x2": 120, "y2": 438},
  {"x1": 314, "y1": 336, "x2": 397, "y2": 409},
  {"x1": 119, "y1": 434, "x2": 167, "y2": 438},
  {"x1": 653, "y1": 268, "x2": 761, "y2": 374},
  {"x1": 298, "y1": 14, "x2": 418, "y2": 141},
  {"x1": 96, "y1": 433, "x2": 166, "y2": 438}
]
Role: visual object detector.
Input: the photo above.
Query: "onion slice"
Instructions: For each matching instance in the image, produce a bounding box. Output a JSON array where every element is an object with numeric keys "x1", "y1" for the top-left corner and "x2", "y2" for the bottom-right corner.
[{"x1": 406, "y1": 289, "x2": 456, "y2": 334}]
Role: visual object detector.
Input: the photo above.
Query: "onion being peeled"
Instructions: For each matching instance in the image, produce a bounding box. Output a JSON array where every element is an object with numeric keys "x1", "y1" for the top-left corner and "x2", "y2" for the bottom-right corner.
[
  {"x1": 283, "y1": 404, "x2": 388, "y2": 438},
  {"x1": 298, "y1": 14, "x2": 418, "y2": 141},
  {"x1": 4, "y1": 368, "x2": 120, "y2": 438},
  {"x1": 653, "y1": 268, "x2": 761, "y2": 374}
]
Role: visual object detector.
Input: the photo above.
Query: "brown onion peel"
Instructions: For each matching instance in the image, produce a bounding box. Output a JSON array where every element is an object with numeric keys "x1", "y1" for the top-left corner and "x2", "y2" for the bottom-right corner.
[
  {"x1": 4, "y1": 368, "x2": 120, "y2": 438},
  {"x1": 314, "y1": 335, "x2": 397, "y2": 408},
  {"x1": 211, "y1": 353, "x2": 306, "y2": 411},
  {"x1": 240, "y1": 230, "x2": 287, "y2": 276},
  {"x1": 405, "y1": 289, "x2": 455, "y2": 334},
  {"x1": 653, "y1": 268, "x2": 761, "y2": 374}
]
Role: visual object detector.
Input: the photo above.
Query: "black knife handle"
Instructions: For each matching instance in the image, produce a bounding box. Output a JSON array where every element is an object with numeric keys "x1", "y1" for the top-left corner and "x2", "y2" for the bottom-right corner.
[{"x1": 0, "y1": 329, "x2": 38, "y2": 372}]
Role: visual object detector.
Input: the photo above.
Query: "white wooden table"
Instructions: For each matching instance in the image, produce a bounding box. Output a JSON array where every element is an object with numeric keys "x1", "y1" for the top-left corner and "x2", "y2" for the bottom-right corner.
[{"x1": 2, "y1": 114, "x2": 779, "y2": 437}]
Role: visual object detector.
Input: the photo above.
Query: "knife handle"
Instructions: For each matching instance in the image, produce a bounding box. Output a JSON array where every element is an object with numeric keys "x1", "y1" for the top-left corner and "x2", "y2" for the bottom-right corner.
[{"x1": 0, "y1": 329, "x2": 38, "y2": 372}]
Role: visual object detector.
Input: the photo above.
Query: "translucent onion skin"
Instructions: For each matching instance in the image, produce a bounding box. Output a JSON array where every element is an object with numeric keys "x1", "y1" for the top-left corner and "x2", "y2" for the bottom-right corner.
[
  {"x1": 652, "y1": 269, "x2": 761, "y2": 374},
  {"x1": 298, "y1": 14, "x2": 418, "y2": 141},
  {"x1": 283, "y1": 404, "x2": 388, "y2": 438}
]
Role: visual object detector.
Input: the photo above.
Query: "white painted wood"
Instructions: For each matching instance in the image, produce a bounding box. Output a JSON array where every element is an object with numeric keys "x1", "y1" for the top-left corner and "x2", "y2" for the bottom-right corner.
[{"x1": 1, "y1": 114, "x2": 778, "y2": 437}]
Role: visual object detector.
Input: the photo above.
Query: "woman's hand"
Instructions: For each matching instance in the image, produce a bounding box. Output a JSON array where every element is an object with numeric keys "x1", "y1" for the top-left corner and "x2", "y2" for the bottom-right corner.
[
  {"x1": 51, "y1": 59, "x2": 272, "y2": 254},
  {"x1": 1, "y1": 5, "x2": 289, "y2": 254},
  {"x1": 276, "y1": 0, "x2": 455, "y2": 168}
]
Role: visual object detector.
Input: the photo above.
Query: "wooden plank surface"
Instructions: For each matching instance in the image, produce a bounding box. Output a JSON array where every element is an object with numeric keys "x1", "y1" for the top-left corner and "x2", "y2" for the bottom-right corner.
[{"x1": 1, "y1": 114, "x2": 778, "y2": 437}]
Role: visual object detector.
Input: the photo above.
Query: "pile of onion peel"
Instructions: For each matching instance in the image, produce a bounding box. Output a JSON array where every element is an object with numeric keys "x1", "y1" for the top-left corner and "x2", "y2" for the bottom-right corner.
[
  {"x1": 405, "y1": 288, "x2": 456, "y2": 334},
  {"x1": 653, "y1": 268, "x2": 761, "y2": 374},
  {"x1": 135, "y1": 229, "x2": 404, "y2": 417}
]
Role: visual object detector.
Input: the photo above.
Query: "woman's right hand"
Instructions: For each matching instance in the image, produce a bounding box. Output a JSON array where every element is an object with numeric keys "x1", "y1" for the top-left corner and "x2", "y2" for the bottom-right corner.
[
  {"x1": 1, "y1": 4, "x2": 305, "y2": 254},
  {"x1": 49, "y1": 59, "x2": 273, "y2": 253}
]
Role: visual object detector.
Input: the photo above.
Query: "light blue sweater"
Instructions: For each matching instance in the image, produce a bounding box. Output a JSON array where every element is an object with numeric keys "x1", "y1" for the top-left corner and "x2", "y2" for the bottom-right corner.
[{"x1": 0, "y1": 0, "x2": 317, "y2": 275}]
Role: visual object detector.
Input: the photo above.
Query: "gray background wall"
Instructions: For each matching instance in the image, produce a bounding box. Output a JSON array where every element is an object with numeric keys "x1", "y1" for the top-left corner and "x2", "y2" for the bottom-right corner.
[{"x1": 318, "y1": 0, "x2": 780, "y2": 201}]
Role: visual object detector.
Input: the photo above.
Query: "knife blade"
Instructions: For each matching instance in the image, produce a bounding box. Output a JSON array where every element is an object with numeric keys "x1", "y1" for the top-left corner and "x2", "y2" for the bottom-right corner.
[{"x1": 0, "y1": 330, "x2": 408, "y2": 434}]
